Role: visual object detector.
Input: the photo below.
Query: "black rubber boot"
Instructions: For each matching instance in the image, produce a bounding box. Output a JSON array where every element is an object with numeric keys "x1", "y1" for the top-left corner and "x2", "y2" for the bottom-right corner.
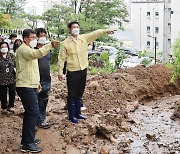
[
  {"x1": 75, "y1": 99, "x2": 87, "y2": 119},
  {"x1": 68, "y1": 102, "x2": 78, "y2": 123}
]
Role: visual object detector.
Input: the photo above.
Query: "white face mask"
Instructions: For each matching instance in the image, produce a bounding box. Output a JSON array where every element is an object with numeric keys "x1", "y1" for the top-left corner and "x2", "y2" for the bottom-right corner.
[
  {"x1": 71, "y1": 28, "x2": 80, "y2": 36},
  {"x1": 87, "y1": 45, "x2": 93, "y2": 51},
  {"x1": 30, "y1": 39, "x2": 37, "y2": 48},
  {"x1": 1, "y1": 48, "x2": 8, "y2": 53},
  {"x1": 38, "y1": 37, "x2": 47, "y2": 45}
]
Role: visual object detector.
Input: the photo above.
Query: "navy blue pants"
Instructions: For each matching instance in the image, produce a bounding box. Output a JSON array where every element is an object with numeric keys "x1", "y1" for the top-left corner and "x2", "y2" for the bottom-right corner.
[
  {"x1": 37, "y1": 81, "x2": 51, "y2": 124},
  {"x1": 16, "y1": 87, "x2": 39, "y2": 146}
]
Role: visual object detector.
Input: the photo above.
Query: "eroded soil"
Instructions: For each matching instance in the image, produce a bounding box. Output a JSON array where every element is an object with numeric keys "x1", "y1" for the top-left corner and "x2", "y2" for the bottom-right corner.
[{"x1": 0, "y1": 64, "x2": 180, "y2": 154}]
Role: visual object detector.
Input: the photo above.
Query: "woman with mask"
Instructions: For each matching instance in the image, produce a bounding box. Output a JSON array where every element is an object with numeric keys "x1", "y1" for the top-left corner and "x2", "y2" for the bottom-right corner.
[
  {"x1": 0, "y1": 41, "x2": 16, "y2": 113},
  {"x1": 13, "y1": 39, "x2": 23, "y2": 55}
]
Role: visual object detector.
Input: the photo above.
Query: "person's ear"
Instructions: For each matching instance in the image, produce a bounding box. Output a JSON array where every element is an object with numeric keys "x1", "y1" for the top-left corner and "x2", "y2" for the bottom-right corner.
[
  {"x1": 24, "y1": 38, "x2": 28, "y2": 43},
  {"x1": 68, "y1": 28, "x2": 71, "y2": 33}
]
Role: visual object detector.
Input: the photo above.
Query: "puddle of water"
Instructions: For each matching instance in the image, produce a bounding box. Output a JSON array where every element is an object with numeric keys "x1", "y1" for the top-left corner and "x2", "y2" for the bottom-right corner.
[{"x1": 118, "y1": 95, "x2": 180, "y2": 154}]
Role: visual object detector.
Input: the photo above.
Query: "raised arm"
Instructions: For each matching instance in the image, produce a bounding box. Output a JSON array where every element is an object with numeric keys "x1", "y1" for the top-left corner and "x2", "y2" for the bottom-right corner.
[
  {"x1": 21, "y1": 41, "x2": 59, "y2": 60},
  {"x1": 84, "y1": 29, "x2": 117, "y2": 44}
]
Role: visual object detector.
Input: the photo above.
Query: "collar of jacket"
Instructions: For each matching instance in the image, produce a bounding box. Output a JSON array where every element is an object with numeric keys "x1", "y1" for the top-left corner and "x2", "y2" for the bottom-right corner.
[{"x1": 67, "y1": 35, "x2": 83, "y2": 42}]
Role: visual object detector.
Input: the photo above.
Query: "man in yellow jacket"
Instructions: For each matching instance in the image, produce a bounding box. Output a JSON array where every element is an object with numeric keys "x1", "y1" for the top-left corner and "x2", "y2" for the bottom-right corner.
[
  {"x1": 16, "y1": 29, "x2": 59, "y2": 153},
  {"x1": 58, "y1": 21, "x2": 116, "y2": 123}
]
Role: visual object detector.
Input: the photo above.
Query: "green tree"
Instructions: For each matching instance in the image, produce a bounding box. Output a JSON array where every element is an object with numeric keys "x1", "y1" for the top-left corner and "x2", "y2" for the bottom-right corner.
[
  {"x1": 41, "y1": 5, "x2": 74, "y2": 38},
  {"x1": 70, "y1": 0, "x2": 128, "y2": 28},
  {"x1": 0, "y1": 13, "x2": 10, "y2": 28},
  {"x1": 42, "y1": 0, "x2": 128, "y2": 40},
  {"x1": 22, "y1": 13, "x2": 41, "y2": 29},
  {"x1": 10, "y1": 17, "x2": 26, "y2": 29},
  {"x1": 0, "y1": 0, "x2": 26, "y2": 17},
  {"x1": 68, "y1": 0, "x2": 128, "y2": 42},
  {"x1": 171, "y1": 39, "x2": 180, "y2": 82}
]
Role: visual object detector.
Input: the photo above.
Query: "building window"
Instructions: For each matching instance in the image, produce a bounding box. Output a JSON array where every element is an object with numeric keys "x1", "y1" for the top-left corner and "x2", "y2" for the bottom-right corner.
[
  {"x1": 147, "y1": 26, "x2": 150, "y2": 33},
  {"x1": 156, "y1": 42, "x2": 159, "y2": 49},
  {"x1": 155, "y1": 12, "x2": 159, "y2": 19},
  {"x1": 147, "y1": 41, "x2": 150, "y2": 48},
  {"x1": 147, "y1": 12, "x2": 150, "y2": 19},
  {"x1": 155, "y1": 27, "x2": 159, "y2": 33}
]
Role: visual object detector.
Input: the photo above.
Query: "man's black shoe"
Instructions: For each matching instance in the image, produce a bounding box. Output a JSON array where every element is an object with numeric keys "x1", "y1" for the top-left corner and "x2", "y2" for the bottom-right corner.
[
  {"x1": 34, "y1": 139, "x2": 41, "y2": 145},
  {"x1": 21, "y1": 139, "x2": 41, "y2": 147},
  {"x1": 21, "y1": 143, "x2": 42, "y2": 153},
  {"x1": 38, "y1": 122, "x2": 51, "y2": 129}
]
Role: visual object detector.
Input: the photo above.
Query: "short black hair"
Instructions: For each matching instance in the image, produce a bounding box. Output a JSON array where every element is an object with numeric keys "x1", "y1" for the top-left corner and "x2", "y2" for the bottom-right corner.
[
  {"x1": 67, "y1": 21, "x2": 80, "y2": 29},
  {"x1": 35, "y1": 28, "x2": 47, "y2": 37},
  {"x1": 9, "y1": 33, "x2": 17, "y2": 39},
  {"x1": 22, "y1": 29, "x2": 36, "y2": 40},
  {"x1": 0, "y1": 41, "x2": 10, "y2": 51}
]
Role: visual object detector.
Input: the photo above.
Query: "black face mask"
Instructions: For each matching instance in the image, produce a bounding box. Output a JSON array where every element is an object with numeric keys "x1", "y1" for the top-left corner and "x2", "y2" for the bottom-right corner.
[{"x1": 15, "y1": 44, "x2": 21, "y2": 48}]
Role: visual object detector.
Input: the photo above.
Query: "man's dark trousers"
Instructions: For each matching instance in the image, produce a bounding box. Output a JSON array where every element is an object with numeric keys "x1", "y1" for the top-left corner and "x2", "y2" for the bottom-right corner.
[
  {"x1": 16, "y1": 87, "x2": 39, "y2": 146},
  {"x1": 66, "y1": 68, "x2": 87, "y2": 102},
  {"x1": 37, "y1": 81, "x2": 51, "y2": 124}
]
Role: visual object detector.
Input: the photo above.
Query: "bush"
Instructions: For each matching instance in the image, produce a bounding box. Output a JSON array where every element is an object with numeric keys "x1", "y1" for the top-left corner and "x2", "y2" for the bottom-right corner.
[
  {"x1": 171, "y1": 39, "x2": 180, "y2": 82},
  {"x1": 141, "y1": 58, "x2": 152, "y2": 66},
  {"x1": 88, "y1": 51, "x2": 116, "y2": 75},
  {"x1": 50, "y1": 45, "x2": 60, "y2": 64},
  {"x1": 115, "y1": 50, "x2": 127, "y2": 68}
]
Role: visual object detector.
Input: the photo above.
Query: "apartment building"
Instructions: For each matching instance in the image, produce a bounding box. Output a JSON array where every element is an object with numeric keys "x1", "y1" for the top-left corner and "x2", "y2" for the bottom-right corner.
[
  {"x1": 171, "y1": 0, "x2": 180, "y2": 48},
  {"x1": 132, "y1": 0, "x2": 171, "y2": 62},
  {"x1": 41, "y1": 0, "x2": 70, "y2": 13}
]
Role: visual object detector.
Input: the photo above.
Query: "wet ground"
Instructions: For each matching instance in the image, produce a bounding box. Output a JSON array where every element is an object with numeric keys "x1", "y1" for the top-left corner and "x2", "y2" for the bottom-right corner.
[
  {"x1": 1, "y1": 65, "x2": 180, "y2": 153},
  {"x1": 118, "y1": 95, "x2": 180, "y2": 154}
]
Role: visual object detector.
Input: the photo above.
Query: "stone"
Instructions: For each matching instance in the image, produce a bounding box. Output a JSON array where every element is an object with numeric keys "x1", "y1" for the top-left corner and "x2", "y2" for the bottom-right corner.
[
  {"x1": 87, "y1": 81, "x2": 101, "y2": 91},
  {"x1": 100, "y1": 146, "x2": 110, "y2": 154},
  {"x1": 66, "y1": 146, "x2": 81, "y2": 154}
]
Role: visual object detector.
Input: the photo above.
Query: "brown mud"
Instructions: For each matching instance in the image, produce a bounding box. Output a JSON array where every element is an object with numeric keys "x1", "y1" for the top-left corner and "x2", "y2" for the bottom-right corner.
[{"x1": 0, "y1": 64, "x2": 180, "y2": 153}]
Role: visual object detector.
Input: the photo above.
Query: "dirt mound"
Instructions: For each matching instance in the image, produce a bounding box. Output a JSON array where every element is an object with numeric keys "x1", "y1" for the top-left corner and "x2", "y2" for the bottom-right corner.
[{"x1": 84, "y1": 65, "x2": 179, "y2": 106}]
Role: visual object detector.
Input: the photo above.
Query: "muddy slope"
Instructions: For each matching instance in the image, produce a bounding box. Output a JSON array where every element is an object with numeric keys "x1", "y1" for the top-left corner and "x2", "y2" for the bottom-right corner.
[{"x1": 0, "y1": 64, "x2": 180, "y2": 153}]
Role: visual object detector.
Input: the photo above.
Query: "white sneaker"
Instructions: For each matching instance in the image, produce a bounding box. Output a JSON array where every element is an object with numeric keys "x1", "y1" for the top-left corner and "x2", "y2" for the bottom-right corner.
[{"x1": 81, "y1": 107, "x2": 87, "y2": 111}]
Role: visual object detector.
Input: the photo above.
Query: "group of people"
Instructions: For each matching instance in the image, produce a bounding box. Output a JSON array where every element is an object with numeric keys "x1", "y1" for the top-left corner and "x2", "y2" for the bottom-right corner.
[
  {"x1": 0, "y1": 33, "x2": 22, "y2": 113},
  {"x1": 0, "y1": 21, "x2": 116, "y2": 153},
  {"x1": 0, "y1": 29, "x2": 52, "y2": 128}
]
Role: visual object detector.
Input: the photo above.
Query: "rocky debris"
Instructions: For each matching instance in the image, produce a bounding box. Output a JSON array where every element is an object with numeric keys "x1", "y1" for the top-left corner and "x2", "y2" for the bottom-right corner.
[
  {"x1": 87, "y1": 80, "x2": 101, "y2": 91},
  {"x1": 146, "y1": 133, "x2": 158, "y2": 141},
  {"x1": 87, "y1": 123, "x2": 115, "y2": 141},
  {"x1": 170, "y1": 100, "x2": 180, "y2": 120},
  {"x1": 126, "y1": 101, "x2": 139, "y2": 112}
]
